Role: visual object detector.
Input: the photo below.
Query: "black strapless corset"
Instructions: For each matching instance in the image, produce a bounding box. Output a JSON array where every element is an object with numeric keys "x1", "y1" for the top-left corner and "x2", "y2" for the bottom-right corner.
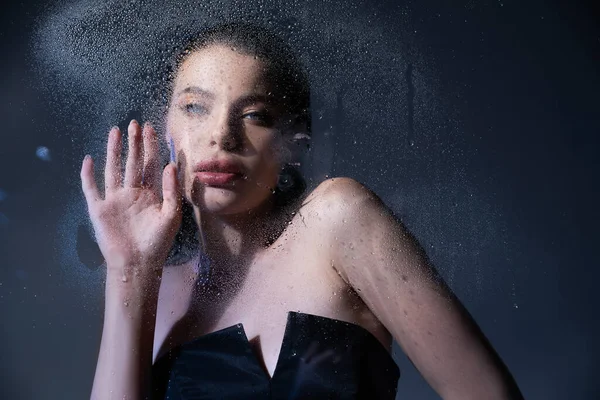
[{"x1": 151, "y1": 311, "x2": 400, "y2": 399}]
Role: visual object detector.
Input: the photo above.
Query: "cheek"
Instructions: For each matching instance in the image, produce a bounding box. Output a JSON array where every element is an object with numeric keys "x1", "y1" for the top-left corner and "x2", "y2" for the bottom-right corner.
[
  {"x1": 253, "y1": 132, "x2": 289, "y2": 164},
  {"x1": 165, "y1": 115, "x2": 196, "y2": 158},
  {"x1": 242, "y1": 135, "x2": 279, "y2": 183},
  {"x1": 164, "y1": 109, "x2": 181, "y2": 142},
  {"x1": 165, "y1": 105, "x2": 203, "y2": 135},
  {"x1": 164, "y1": 118, "x2": 193, "y2": 185}
]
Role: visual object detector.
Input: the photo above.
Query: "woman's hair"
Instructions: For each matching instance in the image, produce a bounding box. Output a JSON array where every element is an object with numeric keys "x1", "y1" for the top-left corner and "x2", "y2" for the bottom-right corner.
[{"x1": 164, "y1": 21, "x2": 312, "y2": 266}]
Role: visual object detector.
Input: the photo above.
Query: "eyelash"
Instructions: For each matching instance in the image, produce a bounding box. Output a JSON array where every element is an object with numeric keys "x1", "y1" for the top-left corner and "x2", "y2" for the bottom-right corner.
[
  {"x1": 182, "y1": 103, "x2": 207, "y2": 115},
  {"x1": 243, "y1": 111, "x2": 271, "y2": 123}
]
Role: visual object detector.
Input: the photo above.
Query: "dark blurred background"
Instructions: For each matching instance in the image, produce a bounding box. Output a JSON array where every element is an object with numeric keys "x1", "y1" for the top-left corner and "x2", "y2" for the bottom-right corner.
[{"x1": 0, "y1": 0, "x2": 599, "y2": 399}]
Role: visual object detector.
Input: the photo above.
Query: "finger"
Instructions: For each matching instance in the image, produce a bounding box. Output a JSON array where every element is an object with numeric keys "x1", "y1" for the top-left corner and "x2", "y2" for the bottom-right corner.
[
  {"x1": 124, "y1": 120, "x2": 143, "y2": 187},
  {"x1": 142, "y1": 122, "x2": 160, "y2": 190},
  {"x1": 81, "y1": 155, "x2": 101, "y2": 205},
  {"x1": 161, "y1": 163, "x2": 181, "y2": 218},
  {"x1": 105, "y1": 127, "x2": 122, "y2": 191}
]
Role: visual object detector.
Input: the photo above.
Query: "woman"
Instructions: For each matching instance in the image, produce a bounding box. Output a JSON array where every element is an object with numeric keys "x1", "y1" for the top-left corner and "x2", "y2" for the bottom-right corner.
[{"x1": 81, "y1": 22, "x2": 523, "y2": 399}]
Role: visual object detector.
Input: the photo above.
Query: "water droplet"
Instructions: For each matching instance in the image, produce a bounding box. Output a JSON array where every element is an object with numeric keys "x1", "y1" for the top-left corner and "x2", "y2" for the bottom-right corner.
[{"x1": 35, "y1": 146, "x2": 51, "y2": 161}]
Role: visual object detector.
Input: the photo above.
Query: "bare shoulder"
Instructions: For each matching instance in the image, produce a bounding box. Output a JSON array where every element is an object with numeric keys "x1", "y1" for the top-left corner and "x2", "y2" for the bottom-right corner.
[
  {"x1": 308, "y1": 181, "x2": 524, "y2": 399},
  {"x1": 303, "y1": 176, "x2": 374, "y2": 200},
  {"x1": 299, "y1": 177, "x2": 378, "y2": 218},
  {"x1": 294, "y1": 176, "x2": 384, "y2": 247},
  {"x1": 292, "y1": 177, "x2": 384, "y2": 274}
]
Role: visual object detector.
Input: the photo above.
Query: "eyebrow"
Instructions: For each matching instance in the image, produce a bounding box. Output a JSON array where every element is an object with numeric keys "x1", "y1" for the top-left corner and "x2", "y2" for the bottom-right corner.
[
  {"x1": 176, "y1": 86, "x2": 215, "y2": 99},
  {"x1": 236, "y1": 94, "x2": 272, "y2": 107}
]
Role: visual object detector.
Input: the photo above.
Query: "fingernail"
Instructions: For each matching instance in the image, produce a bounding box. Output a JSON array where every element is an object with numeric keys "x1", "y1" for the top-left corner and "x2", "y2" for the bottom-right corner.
[
  {"x1": 130, "y1": 119, "x2": 138, "y2": 126},
  {"x1": 84, "y1": 154, "x2": 91, "y2": 161}
]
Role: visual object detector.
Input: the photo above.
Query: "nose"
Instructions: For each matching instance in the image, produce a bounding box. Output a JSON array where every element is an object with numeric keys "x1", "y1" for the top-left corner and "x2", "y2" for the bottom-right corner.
[{"x1": 209, "y1": 110, "x2": 240, "y2": 151}]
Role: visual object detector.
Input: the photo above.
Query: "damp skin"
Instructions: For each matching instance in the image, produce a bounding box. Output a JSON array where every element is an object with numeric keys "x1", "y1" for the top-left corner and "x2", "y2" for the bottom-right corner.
[{"x1": 36, "y1": 3, "x2": 523, "y2": 399}]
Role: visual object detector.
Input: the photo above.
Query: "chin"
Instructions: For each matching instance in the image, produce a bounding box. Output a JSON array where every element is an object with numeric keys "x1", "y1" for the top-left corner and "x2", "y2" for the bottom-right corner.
[
  {"x1": 191, "y1": 187, "x2": 234, "y2": 210},
  {"x1": 189, "y1": 188, "x2": 255, "y2": 215}
]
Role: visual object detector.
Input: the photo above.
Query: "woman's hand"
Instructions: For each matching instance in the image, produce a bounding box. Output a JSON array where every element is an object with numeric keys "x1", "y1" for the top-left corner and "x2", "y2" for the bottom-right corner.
[{"x1": 80, "y1": 120, "x2": 182, "y2": 284}]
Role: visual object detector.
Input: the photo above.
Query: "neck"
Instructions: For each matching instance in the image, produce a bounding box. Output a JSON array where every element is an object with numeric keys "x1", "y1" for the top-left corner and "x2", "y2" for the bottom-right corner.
[{"x1": 192, "y1": 196, "x2": 284, "y2": 267}]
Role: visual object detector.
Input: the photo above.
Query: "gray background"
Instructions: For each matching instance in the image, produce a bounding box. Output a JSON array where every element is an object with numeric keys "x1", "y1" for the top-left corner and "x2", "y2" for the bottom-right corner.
[{"x1": 1, "y1": 0, "x2": 599, "y2": 399}]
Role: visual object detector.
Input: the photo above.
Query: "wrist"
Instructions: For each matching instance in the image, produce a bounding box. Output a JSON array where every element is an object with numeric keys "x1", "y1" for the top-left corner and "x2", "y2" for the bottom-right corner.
[
  {"x1": 103, "y1": 285, "x2": 159, "y2": 339},
  {"x1": 105, "y1": 263, "x2": 162, "y2": 308},
  {"x1": 106, "y1": 259, "x2": 163, "y2": 284}
]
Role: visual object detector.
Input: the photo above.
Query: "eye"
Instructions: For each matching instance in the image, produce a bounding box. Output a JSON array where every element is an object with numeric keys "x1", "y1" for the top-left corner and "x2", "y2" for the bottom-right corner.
[
  {"x1": 181, "y1": 103, "x2": 207, "y2": 115},
  {"x1": 243, "y1": 111, "x2": 273, "y2": 125}
]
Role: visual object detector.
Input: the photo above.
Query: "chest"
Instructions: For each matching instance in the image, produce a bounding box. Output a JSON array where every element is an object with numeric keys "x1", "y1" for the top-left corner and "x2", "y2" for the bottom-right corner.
[
  {"x1": 153, "y1": 211, "x2": 389, "y2": 377},
  {"x1": 161, "y1": 251, "x2": 350, "y2": 367},
  {"x1": 211, "y1": 249, "x2": 355, "y2": 373}
]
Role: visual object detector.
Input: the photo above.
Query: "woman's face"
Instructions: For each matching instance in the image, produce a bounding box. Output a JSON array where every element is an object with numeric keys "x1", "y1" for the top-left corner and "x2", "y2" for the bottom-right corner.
[{"x1": 166, "y1": 44, "x2": 287, "y2": 215}]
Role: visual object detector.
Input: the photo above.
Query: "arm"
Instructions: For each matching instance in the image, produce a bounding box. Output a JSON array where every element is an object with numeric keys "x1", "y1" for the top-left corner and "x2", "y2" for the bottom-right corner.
[
  {"x1": 91, "y1": 269, "x2": 161, "y2": 400},
  {"x1": 317, "y1": 177, "x2": 523, "y2": 400},
  {"x1": 81, "y1": 120, "x2": 182, "y2": 400}
]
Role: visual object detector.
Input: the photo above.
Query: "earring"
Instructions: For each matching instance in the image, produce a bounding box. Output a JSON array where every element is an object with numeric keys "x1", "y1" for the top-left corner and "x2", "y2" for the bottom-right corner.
[{"x1": 276, "y1": 164, "x2": 295, "y2": 192}]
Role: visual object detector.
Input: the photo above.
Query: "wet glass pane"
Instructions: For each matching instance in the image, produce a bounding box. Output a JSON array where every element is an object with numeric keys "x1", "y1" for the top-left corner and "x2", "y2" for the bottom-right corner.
[{"x1": 1, "y1": 1, "x2": 598, "y2": 399}]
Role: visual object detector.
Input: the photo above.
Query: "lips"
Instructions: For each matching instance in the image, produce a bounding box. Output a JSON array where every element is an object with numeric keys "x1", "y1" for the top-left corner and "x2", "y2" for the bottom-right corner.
[
  {"x1": 194, "y1": 159, "x2": 243, "y2": 174},
  {"x1": 194, "y1": 158, "x2": 244, "y2": 186},
  {"x1": 195, "y1": 171, "x2": 242, "y2": 186}
]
